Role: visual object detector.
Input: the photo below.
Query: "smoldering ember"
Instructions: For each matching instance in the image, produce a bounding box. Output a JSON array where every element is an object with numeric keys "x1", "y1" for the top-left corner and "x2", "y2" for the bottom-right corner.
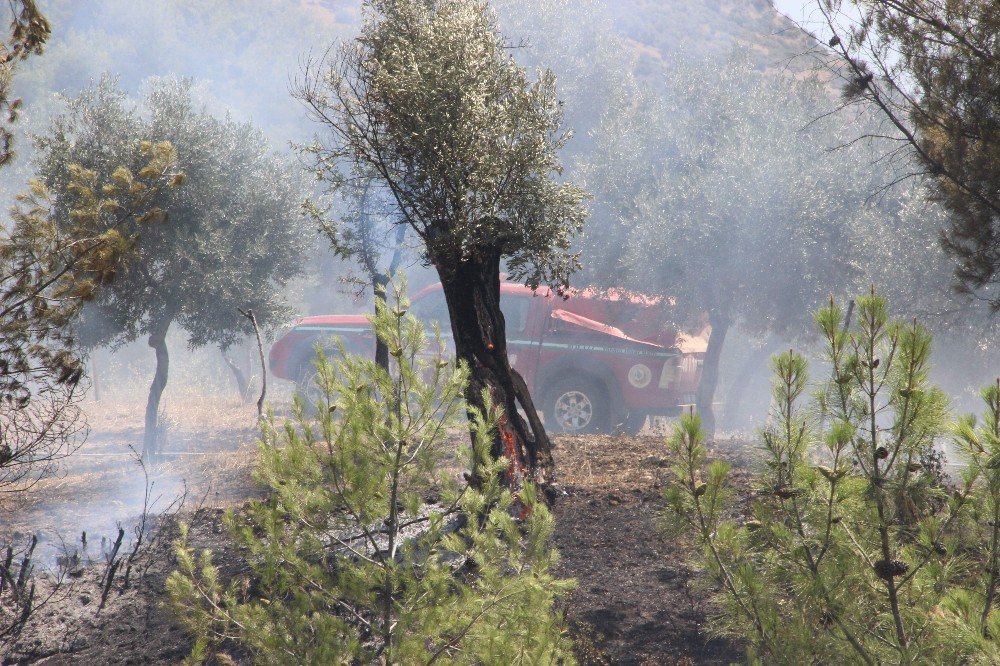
[{"x1": 1, "y1": 1, "x2": 999, "y2": 664}]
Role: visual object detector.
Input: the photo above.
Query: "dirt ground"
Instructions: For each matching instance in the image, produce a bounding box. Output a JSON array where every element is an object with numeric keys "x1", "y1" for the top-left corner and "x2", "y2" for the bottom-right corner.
[
  {"x1": 552, "y1": 435, "x2": 746, "y2": 666},
  {"x1": 1, "y1": 389, "x2": 753, "y2": 665}
]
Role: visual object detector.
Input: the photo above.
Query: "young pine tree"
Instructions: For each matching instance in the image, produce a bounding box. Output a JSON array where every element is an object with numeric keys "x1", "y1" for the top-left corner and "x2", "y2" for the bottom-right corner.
[
  {"x1": 167, "y1": 282, "x2": 574, "y2": 665},
  {"x1": 664, "y1": 290, "x2": 1000, "y2": 664}
]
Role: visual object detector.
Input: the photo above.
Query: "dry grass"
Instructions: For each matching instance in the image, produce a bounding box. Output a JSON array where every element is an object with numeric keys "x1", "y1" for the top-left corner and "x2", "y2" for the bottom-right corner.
[
  {"x1": 84, "y1": 376, "x2": 291, "y2": 437},
  {"x1": 554, "y1": 434, "x2": 669, "y2": 492}
]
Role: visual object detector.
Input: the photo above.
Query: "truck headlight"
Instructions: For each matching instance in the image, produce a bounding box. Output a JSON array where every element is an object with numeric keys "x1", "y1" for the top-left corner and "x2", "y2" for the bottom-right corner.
[{"x1": 659, "y1": 358, "x2": 680, "y2": 388}]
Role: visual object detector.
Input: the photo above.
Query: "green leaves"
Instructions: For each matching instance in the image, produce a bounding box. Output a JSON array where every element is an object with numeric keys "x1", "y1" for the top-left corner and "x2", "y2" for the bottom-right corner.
[
  {"x1": 0, "y1": 134, "x2": 181, "y2": 496},
  {"x1": 36, "y1": 75, "x2": 308, "y2": 353},
  {"x1": 299, "y1": 0, "x2": 587, "y2": 291},
  {"x1": 833, "y1": 0, "x2": 1000, "y2": 306}
]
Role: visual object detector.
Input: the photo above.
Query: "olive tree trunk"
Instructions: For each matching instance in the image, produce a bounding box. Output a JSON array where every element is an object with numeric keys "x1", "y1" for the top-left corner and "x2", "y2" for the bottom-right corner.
[
  {"x1": 695, "y1": 311, "x2": 730, "y2": 437},
  {"x1": 433, "y1": 249, "x2": 554, "y2": 492},
  {"x1": 143, "y1": 315, "x2": 173, "y2": 460}
]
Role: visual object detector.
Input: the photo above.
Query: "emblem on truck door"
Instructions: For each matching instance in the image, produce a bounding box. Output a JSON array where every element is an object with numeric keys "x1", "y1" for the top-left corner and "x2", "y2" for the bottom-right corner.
[{"x1": 628, "y1": 363, "x2": 652, "y2": 388}]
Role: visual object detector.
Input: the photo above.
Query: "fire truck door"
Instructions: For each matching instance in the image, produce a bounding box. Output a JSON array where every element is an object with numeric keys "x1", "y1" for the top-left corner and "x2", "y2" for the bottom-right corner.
[{"x1": 501, "y1": 294, "x2": 540, "y2": 387}]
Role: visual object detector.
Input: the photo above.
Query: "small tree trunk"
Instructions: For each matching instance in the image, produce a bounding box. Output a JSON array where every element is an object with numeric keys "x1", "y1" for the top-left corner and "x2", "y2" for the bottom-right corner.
[
  {"x1": 238, "y1": 308, "x2": 267, "y2": 420},
  {"x1": 433, "y1": 249, "x2": 554, "y2": 493},
  {"x1": 373, "y1": 273, "x2": 390, "y2": 373},
  {"x1": 696, "y1": 311, "x2": 730, "y2": 437},
  {"x1": 143, "y1": 315, "x2": 173, "y2": 460},
  {"x1": 369, "y1": 225, "x2": 405, "y2": 374},
  {"x1": 721, "y1": 337, "x2": 776, "y2": 430},
  {"x1": 220, "y1": 348, "x2": 250, "y2": 402}
]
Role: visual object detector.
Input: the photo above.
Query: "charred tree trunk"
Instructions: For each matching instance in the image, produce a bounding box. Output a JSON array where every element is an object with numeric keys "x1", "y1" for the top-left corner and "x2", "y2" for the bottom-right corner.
[
  {"x1": 433, "y1": 249, "x2": 554, "y2": 492},
  {"x1": 143, "y1": 315, "x2": 173, "y2": 460},
  {"x1": 695, "y1": 311, "x2": 730, "y2": 437}
]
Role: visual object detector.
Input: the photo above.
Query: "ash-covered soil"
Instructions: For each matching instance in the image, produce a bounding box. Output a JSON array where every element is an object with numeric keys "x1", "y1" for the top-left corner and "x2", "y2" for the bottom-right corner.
[
  {"x1": 552, "y1": 435, "x2": 748, "y2": 665},
  {"x1": 2, "y1": 509, "x2": 242, "y2": 665},
  {"x1": 3, "y1": 432, "x2": 755, "y2": 665}
]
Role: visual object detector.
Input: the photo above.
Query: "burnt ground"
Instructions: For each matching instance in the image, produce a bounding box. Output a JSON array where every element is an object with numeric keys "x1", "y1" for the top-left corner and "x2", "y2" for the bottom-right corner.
[
  {"x1": 552, "y1": 435, "x2": 747, "y2": 665},
  {"x1": 2, "y1": 428, "x2": 754, "y2": 665},
  {"x1": 1, "y1": 509, "x2": 245, "y2": 665}
]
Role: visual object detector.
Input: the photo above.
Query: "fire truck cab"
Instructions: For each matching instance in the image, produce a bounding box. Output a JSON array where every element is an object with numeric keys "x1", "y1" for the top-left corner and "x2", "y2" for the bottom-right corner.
[{"x1": 268, "y1": 281, "x2": 704, "y2": 435}]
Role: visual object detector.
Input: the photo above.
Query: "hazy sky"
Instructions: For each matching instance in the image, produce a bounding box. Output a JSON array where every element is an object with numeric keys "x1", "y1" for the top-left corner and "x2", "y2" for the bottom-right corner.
[
  {"x1": 771, "y1": 0, "x2": 847, "y2": 38},
  {"x1": 771, "y1": 0, "x2": 812, "y2": 23}
]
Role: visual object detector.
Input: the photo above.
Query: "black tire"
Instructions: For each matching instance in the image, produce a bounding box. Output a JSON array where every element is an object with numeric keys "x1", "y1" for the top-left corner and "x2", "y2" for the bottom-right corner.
[
  {"x1": 543, "y1": 376, "x2": 611, "y2": 435},
  {"x1": 619, "y1": 411, "x2": 648, "y2": 436},
  {"x1": 295, "y1": 360, "x2": 327, "y2": 413}
]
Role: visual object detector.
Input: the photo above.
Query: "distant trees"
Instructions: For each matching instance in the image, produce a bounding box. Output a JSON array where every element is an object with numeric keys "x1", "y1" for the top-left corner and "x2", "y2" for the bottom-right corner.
[
  {"x1": 296, "y1": 0, "x2": 587, "y2": 489},
  {"x1": 492, "y1": 0, "x2": 634, "y2": 157},
  {"x1": 580, "y1": 52, "x2": 955, "y2": 434},
  {"x1": 302, "y1": 175, "x2": 409, "y2": 372},
  {"x1": 820, "y1": 0, "x2": 1000, "y2": 307},
  {"x1": 34, "y1": 76, "x2": 309, "y2": 458},
  {"x1": 0, "y1": 2, "x2": 184, "y2": 492},
  {"x1": 15, "y1": 0, "x2": 344, "y2": 140}
]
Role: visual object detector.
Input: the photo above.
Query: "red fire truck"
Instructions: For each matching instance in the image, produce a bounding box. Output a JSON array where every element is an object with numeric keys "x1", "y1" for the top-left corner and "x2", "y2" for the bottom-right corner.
[{"x1": 268, "y1": 281, "x2": 705, "y2": 434}]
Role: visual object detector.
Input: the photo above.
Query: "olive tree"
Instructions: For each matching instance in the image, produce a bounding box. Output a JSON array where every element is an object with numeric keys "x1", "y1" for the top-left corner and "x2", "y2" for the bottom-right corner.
[
  {"x1": 0, "y1": 5, "x2": 184, "y2": 637},
  {"x1": 303, "y1": 177, "x2": 409, "y2": 372},
  {"x1": 34, "y1": 76, "x2": 309, "y2": 458},
  {"x1": 295, "y1": 0, "x2": 587, "y2": 490},
  {"x1": 0, "y1": 2, "x2": 185, "y2": 486}
]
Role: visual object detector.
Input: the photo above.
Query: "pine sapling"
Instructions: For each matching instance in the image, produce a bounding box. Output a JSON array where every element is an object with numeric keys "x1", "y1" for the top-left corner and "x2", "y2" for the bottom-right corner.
[
  {"x1": 167, "y1": 280, "x2": 574, "y2": 665},
  {"x1": 663, "y1": 290, "x2": 1000, "y2": 664}
]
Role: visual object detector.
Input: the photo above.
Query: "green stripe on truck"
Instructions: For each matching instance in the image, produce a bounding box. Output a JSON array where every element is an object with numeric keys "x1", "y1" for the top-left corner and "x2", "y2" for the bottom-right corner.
[{"x1": 295, "y1": 326, "x2": 677, "y2": 359}]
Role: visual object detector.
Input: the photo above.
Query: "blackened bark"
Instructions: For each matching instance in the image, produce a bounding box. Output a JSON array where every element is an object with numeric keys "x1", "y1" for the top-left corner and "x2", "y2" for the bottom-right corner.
[
  {"x1": 143, "y1": 314, "x2": 173, "y2": 460},
  {"x1": 433, "y1": 249, "x2": 555, "y2": 491},
  {"x1": 695, "y1": 311, "x2": 730, "y2": 437}
]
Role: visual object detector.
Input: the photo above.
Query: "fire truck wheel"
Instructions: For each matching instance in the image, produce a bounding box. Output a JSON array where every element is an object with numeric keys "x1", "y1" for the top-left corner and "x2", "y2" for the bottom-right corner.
[
  {"x1": 544, "y1": 377, "x2": 611, "y2": 434},
  {"x1": 295, "y1": 363, "x2": 326, "y2": 412},
  {"x1": 620, "y1": 412, "x2": 647, "y2": 436}
]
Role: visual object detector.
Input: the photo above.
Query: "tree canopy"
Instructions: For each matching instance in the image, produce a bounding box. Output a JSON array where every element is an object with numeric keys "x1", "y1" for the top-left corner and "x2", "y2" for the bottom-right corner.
[
  {"x1": 299, "y1": 0, "x2": 587, "y2": 290},
  {"x1": 34, "y1": 75, "x2": 309, "y2": 455},
  {"x1": 579, "y1": 52, "x2": 957, "y2": 431},
  {"x1": 820, "y1": 0, "x2": 1000, "y2": 307},
  {"x1": 0, "y1": 2, "x2": 184, "y2": 497}
]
